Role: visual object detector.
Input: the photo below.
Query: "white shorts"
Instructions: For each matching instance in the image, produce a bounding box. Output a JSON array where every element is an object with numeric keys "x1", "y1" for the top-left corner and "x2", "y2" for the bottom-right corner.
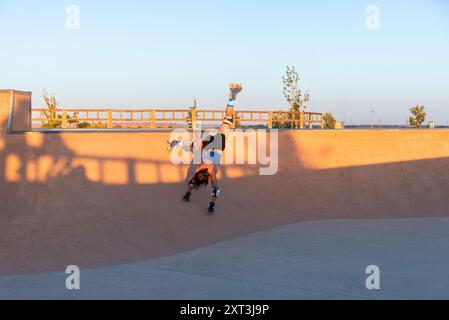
[{"x1": 203, "y1": 150, "x2": 222, "y2": 165}]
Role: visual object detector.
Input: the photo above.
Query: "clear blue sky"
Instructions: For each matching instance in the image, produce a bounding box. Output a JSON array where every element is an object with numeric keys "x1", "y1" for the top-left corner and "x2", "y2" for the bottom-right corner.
[{"x1": 1, "y1": 0, "x2": 448, "y2": 124}]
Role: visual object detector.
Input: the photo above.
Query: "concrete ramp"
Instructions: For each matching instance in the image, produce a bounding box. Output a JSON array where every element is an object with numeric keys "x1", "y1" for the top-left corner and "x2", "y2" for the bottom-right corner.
[
  {"x1": 2, "y1": 129, "x2": 449, "y2": 276},
  {"x1": 1, "y1": 91, "x2": 449, "y2": 276},
  {"x1": 3, "y1": 218, "x2": 449, "y2": 300}
]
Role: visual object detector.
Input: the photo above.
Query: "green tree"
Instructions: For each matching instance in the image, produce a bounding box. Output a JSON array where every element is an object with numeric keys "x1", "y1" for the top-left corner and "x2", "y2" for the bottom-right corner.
[
  {"x1": 282, "y1": 66, "x2": 310, "y2": 129},
  {"x1": 272, "y1": 112, "x2": 289, "y2": 129},
  {"x1": 283, "y1": 66, "x2": 310, "y2": 113},
  {"x1": 41, "y1": 89, "x2": 79, "y2": 128},
  {"x1": 409, "y1": 105, "x2": 426, "y2": 128},
  {"x1": 41, "y1": 89, "x2": 62, "y2": 128},
  {"x1": 77, "y1": 122, "x2": 91, "y2": 129},
  {"x1": 234, "y1": 112, "x2": 242, "y2": 129},
  {"x1": 323, "y1": 112, "x2": 337, "y2": 129}
]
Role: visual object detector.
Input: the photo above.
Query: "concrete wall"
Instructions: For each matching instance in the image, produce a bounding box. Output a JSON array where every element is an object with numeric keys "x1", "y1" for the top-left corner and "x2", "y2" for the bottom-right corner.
[
  {"x1": 1, "y1": 130, "x2": 449, "y2": 185},
  {"x1": 2, "y1": 127, "x2": 449, "y2": 275},
  {"x1": 0, "y1": 90, "x2": 32, "y2": 132}
]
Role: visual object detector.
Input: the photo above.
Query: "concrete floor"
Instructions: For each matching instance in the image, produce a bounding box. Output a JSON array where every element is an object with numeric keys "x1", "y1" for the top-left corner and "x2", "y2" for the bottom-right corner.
[{"x1": 1, "y1": 218, "x2": 449, "y2": 300}]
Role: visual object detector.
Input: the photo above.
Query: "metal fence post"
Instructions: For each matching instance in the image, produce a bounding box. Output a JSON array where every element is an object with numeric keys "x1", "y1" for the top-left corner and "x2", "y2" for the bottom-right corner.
[
  {"x1": 300, "y1": 111, "x2": 305, "y2": 129},
  {"x1": 150, "y1": 110, "x2": 156, "y2": 129},
  {"x1": 268, "y1": 112, "x2": 273, "y2": 129},
  {"x1": 108, "y1": 110, "x2": 113, "y2": 129},
  {"x1": 292, "y1": 112, "x2": 296, "y2": 129},
  {"x1": 191, "y1": 109, "x2": 197, "y2": 129}
]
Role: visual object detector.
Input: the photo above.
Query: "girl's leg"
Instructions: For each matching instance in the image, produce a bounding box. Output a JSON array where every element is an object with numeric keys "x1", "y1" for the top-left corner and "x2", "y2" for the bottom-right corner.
[
  {"x1": 220, "y1": 83, "x2": 243, "y2": 134},
  {"x1": 183, "y1": 186, "x2": 193, "y2": 202},
  {"x1": 187, "y1": 84, "x2": 242, "y2": 149},
  {"x1": 208, "y1": 165, "x2": 220, "y2": 213}
]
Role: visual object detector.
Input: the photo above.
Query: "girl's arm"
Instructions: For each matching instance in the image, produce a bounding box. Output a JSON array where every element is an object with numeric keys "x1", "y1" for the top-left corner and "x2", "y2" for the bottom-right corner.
[{"x1": 183, "y1": 166, "x2": 205, "y2": 202}]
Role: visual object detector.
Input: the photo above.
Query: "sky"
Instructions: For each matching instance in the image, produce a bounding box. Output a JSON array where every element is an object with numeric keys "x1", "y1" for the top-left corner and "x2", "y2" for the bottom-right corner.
[{"x1": 1, "y1": 0, "x2": 448, "y2": 125}]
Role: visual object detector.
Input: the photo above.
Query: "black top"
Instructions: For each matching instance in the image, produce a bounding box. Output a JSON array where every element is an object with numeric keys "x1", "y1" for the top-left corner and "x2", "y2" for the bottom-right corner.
[{"x1": 201, "y1": 133, "x2": 226, "y2": 151}]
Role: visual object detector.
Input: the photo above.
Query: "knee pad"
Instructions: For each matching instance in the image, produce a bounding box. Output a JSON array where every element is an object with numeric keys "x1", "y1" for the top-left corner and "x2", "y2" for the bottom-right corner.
[
  {"x1": 188, "y1": 179, "x2": 197, "y2": 188},
  {"x1": 223, "y1": 116, "x2": 233, "y2": 126},
  {"x1": 212, "y1": 187, "x2": 221, "y2": 198}
]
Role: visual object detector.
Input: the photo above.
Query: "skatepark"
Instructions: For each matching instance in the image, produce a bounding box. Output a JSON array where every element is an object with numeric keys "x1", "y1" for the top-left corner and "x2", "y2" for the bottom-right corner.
[{"x1": 1, "y1": 90, "x2": 449, "y2": 299}]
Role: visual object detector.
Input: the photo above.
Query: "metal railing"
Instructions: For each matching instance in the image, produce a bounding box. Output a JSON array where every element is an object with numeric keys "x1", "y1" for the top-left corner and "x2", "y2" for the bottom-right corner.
[{"x1": 32, "y1": 108, "x2": 324, "y2": 129}]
